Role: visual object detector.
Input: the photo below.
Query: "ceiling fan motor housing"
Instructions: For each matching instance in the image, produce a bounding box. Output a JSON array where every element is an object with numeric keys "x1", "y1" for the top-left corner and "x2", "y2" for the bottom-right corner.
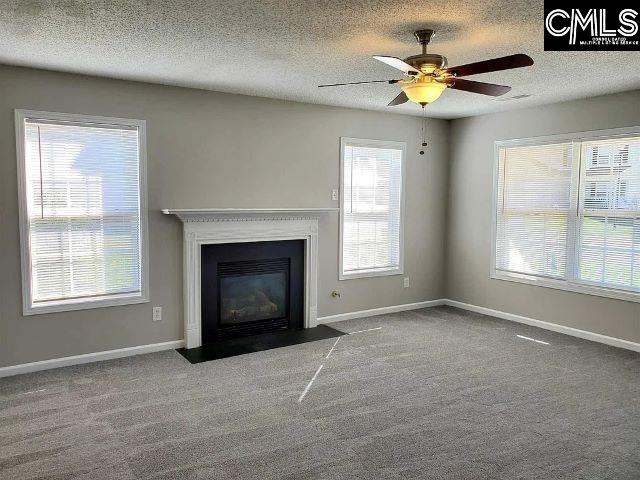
[{"x1": 404, "y1": 54, "x2": 448, "y2": 74}]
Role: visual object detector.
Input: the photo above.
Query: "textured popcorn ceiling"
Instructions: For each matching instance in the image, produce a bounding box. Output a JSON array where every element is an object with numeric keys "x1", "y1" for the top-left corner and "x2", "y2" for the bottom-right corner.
[{"x1": 1, "y1": 0, "x2": 639, "y2": 119}]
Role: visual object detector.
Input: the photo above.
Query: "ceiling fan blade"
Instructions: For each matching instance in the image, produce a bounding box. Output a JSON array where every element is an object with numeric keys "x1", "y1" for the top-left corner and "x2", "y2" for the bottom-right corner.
[
  {"x1": 441, "y1": 54, "x2": 533, "y2": 78},
  {"x1": 439, "y1": 78, "x2": 511, "y2": 96},
  {"x1": 388, "y1": 91, "x2": 409, "y2": 106},
  {"x1": 373, "y1": 55, "x2": 420, "y2": 76},
  {"x1": 318, "y1": 79, "x2": 400, "y2": 88}
]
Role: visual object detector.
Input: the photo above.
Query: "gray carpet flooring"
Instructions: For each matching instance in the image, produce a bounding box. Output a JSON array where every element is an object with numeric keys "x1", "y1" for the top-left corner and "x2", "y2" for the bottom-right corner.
[{"x1": 1, "y1": 306, "x2": 639, "y2": 479}]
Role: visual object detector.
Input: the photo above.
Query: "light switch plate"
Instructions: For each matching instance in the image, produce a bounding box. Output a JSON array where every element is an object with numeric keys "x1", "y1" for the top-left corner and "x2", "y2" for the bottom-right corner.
[{"x1": 332, "y1": 188, "x2": 339, "y2": 201}]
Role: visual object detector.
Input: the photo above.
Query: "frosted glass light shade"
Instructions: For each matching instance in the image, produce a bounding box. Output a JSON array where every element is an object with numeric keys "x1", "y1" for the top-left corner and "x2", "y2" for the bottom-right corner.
[{"x1": 402, "y1": 78, "x2": 446, "y2": 105}]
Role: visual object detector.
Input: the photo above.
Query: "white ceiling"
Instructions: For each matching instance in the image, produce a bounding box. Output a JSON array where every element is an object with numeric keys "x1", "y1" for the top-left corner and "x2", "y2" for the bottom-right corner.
[{"x1": 1, "y1": 0, "x2": 639, "y2": 119}]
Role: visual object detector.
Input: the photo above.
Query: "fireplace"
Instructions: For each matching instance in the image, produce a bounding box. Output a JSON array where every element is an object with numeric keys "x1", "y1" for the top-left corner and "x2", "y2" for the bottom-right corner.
[
  {"x1": 201, "y1": 240, "x2": 304, "y2": 343},
  {"x1": 162, "y1": 208, "x2": 336, "y2": 349}
]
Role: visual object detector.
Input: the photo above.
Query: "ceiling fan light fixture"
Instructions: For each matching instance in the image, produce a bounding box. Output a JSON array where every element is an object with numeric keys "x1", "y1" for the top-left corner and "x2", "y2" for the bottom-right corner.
[
  {"x1": 401, "y1": 77, "x2": 447, "y2": 105},
  {"x1": 319, "y1": 28, "x2": 533, "y2": 108}
]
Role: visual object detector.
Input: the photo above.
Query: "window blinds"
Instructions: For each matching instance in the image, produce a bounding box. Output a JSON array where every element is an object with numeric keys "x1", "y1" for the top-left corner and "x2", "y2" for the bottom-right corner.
[
  {"x1": 341, "y1": 139, "x2": 403, "y2": 277},
  {"x1": 495, "y1": 134, "x2": 640, "y2": 297},
  {"x1": 578, "y1": 138, "x2": 640, "y2": 291},
  {"x1": 495, "y1": 143, "x2": 573, "y2": 279},
  {"x1": 23, "y1": 119, "x2": 143, "y2": 306}
]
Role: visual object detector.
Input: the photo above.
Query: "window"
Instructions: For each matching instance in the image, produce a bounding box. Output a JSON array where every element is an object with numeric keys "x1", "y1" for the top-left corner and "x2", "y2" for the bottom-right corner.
[
  {"x1": 16, "y1": 110, "x2": 148, "y2": 315},
  {"x1": 340, "y1": 137, "x2": 405, "y2": 279},
  {"x1": 493, "y1": 127, "x2": 640, "y2": 302}
]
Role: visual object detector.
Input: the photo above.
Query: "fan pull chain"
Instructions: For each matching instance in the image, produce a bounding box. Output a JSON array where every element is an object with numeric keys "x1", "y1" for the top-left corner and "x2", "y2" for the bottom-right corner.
[{"x1": 419, "y1": 106, "x2": 428, "y2": 155}]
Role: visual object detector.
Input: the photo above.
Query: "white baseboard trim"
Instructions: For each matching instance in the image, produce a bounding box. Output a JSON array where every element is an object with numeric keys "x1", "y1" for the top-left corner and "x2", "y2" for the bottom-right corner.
[
  {"x1": 318, "y1": 297, "x2": 639, "y2": 352},
  {"x1": 317, "y1": 299, "x2": 446, "y2": 324},
  {"x1": 0, "y1": 340, "x2": 185, "y2": 378},
  {"x1": 3, "y1": 297, "x2": 636, "y2": 378},
  {"x1": 444, "y1": 299, "x2": 640, "y2": 353}
]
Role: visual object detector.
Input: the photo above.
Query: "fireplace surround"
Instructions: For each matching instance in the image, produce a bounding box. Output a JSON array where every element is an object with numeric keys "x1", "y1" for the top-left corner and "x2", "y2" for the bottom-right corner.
[{"x1": 162, "y1": 208, "x2": 337, "y2": 349}]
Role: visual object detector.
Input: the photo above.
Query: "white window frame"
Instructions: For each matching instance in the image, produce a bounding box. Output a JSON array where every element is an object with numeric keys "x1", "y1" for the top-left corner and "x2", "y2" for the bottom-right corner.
[
  {"x1": 339, "y1": 137, "x2": 406, "y2": 280},
  {"x1": 15, "y1": 109, "x2": 149, "y2": 315},
  {"x1": 491, "y1": 125, "x2": 640, "y2": 303}
]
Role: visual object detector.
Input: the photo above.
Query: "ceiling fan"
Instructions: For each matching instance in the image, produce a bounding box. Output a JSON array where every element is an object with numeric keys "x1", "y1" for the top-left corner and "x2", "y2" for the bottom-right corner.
[{"x1": 319, "y1": 29, "x2": 534, "y2": 107}]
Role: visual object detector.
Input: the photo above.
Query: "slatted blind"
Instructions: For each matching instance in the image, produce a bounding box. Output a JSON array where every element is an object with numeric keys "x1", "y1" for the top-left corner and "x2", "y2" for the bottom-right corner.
[
  {"x1": 578, "y1": 137, "x2": 640, "y2": 291},
  {"x1": 495, "y1": 133, "x2": 640, "y2": 297},
  {"x1": 341, "y1": 139, "x2": 403, "y2": 277},
  {"x1": 23, "y1": 118, "x2": 143, "y2": 306},
  {"x1": 495, "y1": 143, "x2": 574, "y2": 279}
]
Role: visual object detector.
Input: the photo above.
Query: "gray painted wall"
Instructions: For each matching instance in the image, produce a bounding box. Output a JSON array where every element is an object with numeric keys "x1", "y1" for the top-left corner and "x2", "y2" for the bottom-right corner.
[
  {"x1": 0, "y1": 65, "x2": 448, "y2": 367},
  {"x1": 446, "y1": 90, "x2": 640, "y2": 344}
]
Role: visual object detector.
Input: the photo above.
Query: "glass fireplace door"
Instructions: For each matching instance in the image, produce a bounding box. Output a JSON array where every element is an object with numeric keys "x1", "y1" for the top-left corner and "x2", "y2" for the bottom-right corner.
[{"x1": 219, "y1": 272, "x2": 287, "y2": 325}]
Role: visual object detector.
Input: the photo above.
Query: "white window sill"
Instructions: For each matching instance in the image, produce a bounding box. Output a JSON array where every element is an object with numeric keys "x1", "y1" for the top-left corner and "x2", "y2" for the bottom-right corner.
[
  {"x1": 24, "y1": 292, "x2": 149, "y2": 316},
  {"x1": 491, "y1": 269, "x2": 640, "y2": 304},
  {"x1": 340, "y1": 267, "x2": 403, "y2": 280}
]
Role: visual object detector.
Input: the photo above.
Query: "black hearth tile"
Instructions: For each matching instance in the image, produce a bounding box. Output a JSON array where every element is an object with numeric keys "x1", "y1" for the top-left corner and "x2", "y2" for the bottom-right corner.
[{"x1": 176, "y1": 325, "x2": 345, "y2": 364}]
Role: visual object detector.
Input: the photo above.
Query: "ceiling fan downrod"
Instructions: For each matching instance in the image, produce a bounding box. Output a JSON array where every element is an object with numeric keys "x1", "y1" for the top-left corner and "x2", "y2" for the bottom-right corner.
[{"x1": 414, "y1": 29, "x2": 435, "y2": 55}]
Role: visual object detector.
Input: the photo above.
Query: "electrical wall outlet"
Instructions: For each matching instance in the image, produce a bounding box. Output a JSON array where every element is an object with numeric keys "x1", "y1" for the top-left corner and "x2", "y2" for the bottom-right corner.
[
  {"x1": 403, "y1": 277, "x2": 410, "y2": 288},
  {"x1": 152, "y1": 306, "x2": 162, "y2": 322},
  {"x1": 332, "y1": 188, "x2": 339, "y2": 201}
]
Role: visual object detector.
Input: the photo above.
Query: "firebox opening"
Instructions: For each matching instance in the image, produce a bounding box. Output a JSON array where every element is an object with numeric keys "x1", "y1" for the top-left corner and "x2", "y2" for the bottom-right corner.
[{"x1": 201, "y1": 240, "x2": 304, "y2": 344}]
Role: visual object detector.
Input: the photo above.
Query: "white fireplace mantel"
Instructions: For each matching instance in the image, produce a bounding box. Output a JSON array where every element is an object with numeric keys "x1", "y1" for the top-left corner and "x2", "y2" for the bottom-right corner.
[
  {"x1": 162, "y1": 208, "x2": 338, "y2": 222},
  {"x1": 162, "y1": 208, "x2": 337, "y2": 348}
]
